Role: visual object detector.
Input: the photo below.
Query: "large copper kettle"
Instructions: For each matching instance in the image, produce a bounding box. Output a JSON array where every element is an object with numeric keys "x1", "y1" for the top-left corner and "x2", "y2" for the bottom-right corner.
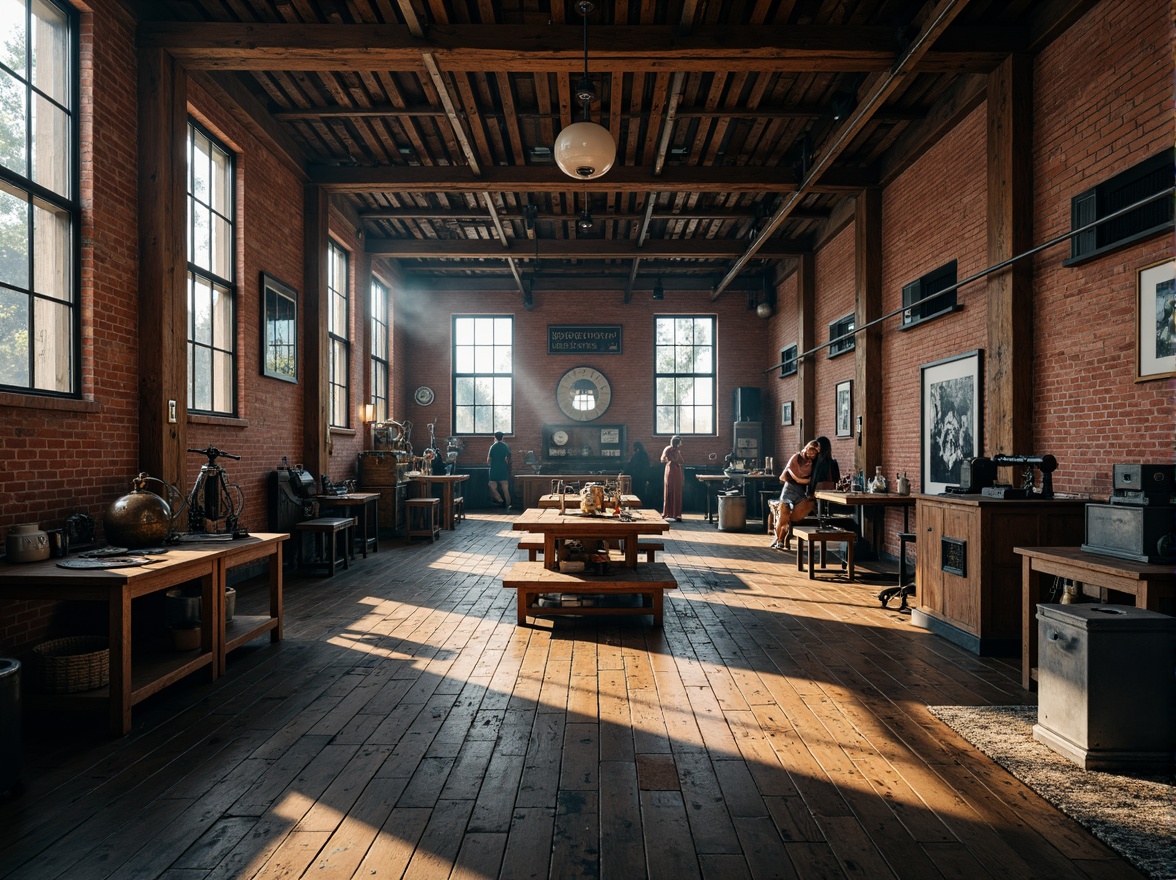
[{"x1": 104, "y1": 473, "x2": 174, "y2": 548}]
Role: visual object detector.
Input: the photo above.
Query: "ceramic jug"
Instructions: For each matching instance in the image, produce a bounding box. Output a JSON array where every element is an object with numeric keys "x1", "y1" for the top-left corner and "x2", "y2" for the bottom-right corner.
[
  {"x1": 869, "y1": 466, "x2": 888, "y2": 494},
  {"x1": 896, "y1": 472, "x2": 910, "y2": 496},
  {"x1": 6, "y1": 523, "x2": 50, "y2": 563}
]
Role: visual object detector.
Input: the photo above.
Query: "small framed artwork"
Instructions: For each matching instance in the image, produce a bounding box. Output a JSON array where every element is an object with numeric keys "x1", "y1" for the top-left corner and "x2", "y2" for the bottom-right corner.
[
  {"x1": 1137, "y1": 259, "x2": 1175, "y2": 381},
  {"x1": 921, "y1": 349, "x2": 983, "y2": 495},
  {"x1": 835, "y1": 380, "x2": 852, "y2": 437},
  {"x1": 600, "y1": 428, "x2": 620, "y2": 444},
  {"x1": 781, "y1": 401, "x2": 793, "y2": 426},
  {"x1": 261, "y1": 273, "x2": 298, "y2": 383}
]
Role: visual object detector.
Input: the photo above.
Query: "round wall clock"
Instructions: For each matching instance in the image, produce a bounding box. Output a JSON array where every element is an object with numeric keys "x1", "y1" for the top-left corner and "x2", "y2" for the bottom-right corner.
[
  {"x1": 551, "y1": 429, "x2": 569, "y2": 446},
  {"x1": 414, "y1": 386, "x2": 435, "y2": 406},
  {"x1": 556, "y1": 367, "x2": 612, "y2": 422}
]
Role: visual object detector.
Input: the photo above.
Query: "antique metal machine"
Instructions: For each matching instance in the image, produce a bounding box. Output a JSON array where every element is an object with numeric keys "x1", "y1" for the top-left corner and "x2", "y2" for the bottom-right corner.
[{"x1": 950, "y1": 454, "x2": 1058, "y2": 498}]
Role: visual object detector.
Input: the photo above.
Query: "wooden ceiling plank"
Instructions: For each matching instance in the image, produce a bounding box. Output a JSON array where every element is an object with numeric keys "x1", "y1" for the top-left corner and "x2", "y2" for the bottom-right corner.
[
  {"x1": 139, "y1": 22, "x2": 1011, "y2": 73},
  {"x1": 365, "y1": 238, "x2": 808, "y2": 258},
  {"x1": 311, "y1": 163, "x2": 871, "y2": 192}
]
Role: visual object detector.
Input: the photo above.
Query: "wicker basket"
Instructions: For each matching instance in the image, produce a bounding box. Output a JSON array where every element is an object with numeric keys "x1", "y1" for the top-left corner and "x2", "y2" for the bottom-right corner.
[{"x1": 32, "y1": 636, "x2": 110, "y2": 694}]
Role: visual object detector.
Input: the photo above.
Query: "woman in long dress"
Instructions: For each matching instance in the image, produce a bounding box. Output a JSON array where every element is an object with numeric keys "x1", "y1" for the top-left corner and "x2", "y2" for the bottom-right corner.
[{"x1": 660, "y1": 435, "x2": 684, "y2": 521}]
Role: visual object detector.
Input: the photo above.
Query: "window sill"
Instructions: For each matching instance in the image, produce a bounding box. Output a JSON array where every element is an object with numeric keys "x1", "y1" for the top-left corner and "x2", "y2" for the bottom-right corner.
[
  {"x1": 190, "y1": 413, "x2": 249, "y2": 428},
  {"x1": 898, "y1": 304, "x2": 964, "y2": 331},
  {"x1": 0, "y1": 391, "x2": 101, "y2": 414}
]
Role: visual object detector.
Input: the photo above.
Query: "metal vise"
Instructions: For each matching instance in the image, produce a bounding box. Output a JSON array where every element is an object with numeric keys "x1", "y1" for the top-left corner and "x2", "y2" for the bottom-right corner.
[{"x1": 992, "y1": 454, "x2": 1058, "y2": 499}]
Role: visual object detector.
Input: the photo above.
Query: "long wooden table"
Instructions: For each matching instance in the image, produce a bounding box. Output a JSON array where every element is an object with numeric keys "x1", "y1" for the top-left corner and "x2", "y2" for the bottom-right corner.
[
  {"x1": 1015, "y1": 545, "x2": 1176, "y2": 690},
  {"x1": 507, "y1": 508, "x2": 674, "y2": 625},
  {"x1": 0, "y1": 533, "x2": 286, "y2": 734},
  {"x1": 407, "y1": 473, "x2": 469, "y2": 530},
  {"x1": 537, "y1": 493, "x2": 641, "y2": 509},
  {"x1": 511, "y1": 507, "x2": 671, "y2": 570},
  {"x1": 813, "y1": 489, "x2": 916, "y2": 555}
]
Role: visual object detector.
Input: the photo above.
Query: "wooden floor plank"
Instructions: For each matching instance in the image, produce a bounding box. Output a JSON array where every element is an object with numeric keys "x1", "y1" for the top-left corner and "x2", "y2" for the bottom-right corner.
[{"x1": 5, "y1": 513, "x2": 1149, "y2": 880}]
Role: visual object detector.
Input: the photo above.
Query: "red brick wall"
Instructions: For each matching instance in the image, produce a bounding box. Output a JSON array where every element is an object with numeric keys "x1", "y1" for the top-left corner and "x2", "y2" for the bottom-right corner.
[
  {"x1": 880, "y1": 106, "x2": 990, "y2": 495},
  {"x1": 1029, "y1": 0, "x2": 1174, "y2": 497},
  {"x1": 0, "y1": 3, "x2": 142, "y2": 653},
  {"x1": 184, "y1": 79, "x2": 308, "y2": 511},
  {"x1": 394, "y1": 286, "x2": 770, "y2": 468},
  {"x1": 765, "y1": 272, "x2": 799, "y2": 462},
  {"x1": 814, "y1": 227, "x2": 858, "y2": 467}
]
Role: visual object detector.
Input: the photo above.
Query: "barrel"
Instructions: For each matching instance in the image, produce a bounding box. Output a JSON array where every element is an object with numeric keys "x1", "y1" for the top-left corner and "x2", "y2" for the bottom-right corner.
[{"x1": 717, "y1": 494, "x2": 747, "y2": 531}]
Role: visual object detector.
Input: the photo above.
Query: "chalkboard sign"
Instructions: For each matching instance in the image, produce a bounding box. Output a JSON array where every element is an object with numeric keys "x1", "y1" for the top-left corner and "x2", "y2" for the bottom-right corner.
[{"x1": 548, "y1": 325, "x2": 622, "y2": 354}]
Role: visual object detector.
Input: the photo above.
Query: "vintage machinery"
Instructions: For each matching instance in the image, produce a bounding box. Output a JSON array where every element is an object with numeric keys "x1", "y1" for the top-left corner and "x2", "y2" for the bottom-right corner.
[
  {"x1": 184, "y1": 447, "x2": 246, "y2": 534},
  {"x1": 948, "y1": 454, "x2": 1057, "y2": 498},
  {"x1": 268, "y1": 457, "x2": 319, "y2": 536},
  {"x1": 1082, "y1": 463, "x2": 1175, "y2": 564}
]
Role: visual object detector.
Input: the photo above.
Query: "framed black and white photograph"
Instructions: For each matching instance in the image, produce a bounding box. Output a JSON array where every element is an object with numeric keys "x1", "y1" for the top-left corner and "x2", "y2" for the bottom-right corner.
[
  {"x1": 781, "y1": 401, "x2": 793, "y2": 426},
  {"x1": 921, "y1": 350, "x2": 983, "y2": 495},
  {"x1": 1137, "y1": 259, "x2": 1175, "y2": 381},
  {"x1": 261, "y1": 273, "x2": 298, "y2": 383},
  {"x1": 835, "y1": 380, "x2": 852, "y2": 437}
]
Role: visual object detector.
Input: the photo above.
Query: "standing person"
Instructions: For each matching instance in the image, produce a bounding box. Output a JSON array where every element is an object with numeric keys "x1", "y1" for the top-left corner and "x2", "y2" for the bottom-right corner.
[
  {"x1": 623, "y1": 440, "x2": 651, "y2": 504},
  {"x1": 486, "y1": 431, "x2": 512, "y2": 508},
  {"x1": 660, "y1": 435, "x2": 685, "y2": 522},
  {"x1": 771, "y1": 438, "x2": 820, "y2": 549}
]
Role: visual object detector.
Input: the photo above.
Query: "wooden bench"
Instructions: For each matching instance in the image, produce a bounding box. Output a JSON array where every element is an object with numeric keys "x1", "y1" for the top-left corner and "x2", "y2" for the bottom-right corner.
[
  {"x1": 516, "y1": 533, "x2": 664, "y2": 563},
  {"x1": 766, "y1": 501, "x2": 857, "y2": 550},
  {"x1": 295, "y1": 516, "x2": 356, "y2": 576},
  {"x1": 503, "y1": 561, "x2": 678, "y2": 625},
  {"x1": 791, "y1": 524, "x2": 856, "y2": 581}
]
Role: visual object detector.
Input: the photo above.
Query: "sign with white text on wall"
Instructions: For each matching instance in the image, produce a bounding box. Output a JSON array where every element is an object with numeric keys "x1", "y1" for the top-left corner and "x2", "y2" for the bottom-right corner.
[{"x1": 548, "y1": 325, "x2": 623, "y2": 355}]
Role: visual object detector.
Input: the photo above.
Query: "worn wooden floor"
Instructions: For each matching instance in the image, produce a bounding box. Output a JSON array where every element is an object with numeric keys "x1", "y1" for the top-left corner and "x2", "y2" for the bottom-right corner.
[{"x1": 0, "y1": 513, "x2": 1145, "y2": 879}]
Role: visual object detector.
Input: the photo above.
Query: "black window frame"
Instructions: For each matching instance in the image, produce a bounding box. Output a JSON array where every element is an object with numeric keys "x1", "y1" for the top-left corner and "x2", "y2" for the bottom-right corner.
[
  {"x1": 900, "y1": 259, "x2": 961, "y2": 329},
  {"x1": 0, "y1": 0, "x2": 81, "y2": 398},
  {"x1": 779, "y1": 344, "x2": 798, "y2": 377},
  {"x1": 186, "y1": 118, "x2": 238, "y2": 416},
  {"x1": 654, "y1": 314, "x2": 716, "y2": 436},
  {"x1": 827, "y1": 313, "x2": 855, "y2": 358},
  {"x1": 370, "y1": 275, "x2": 390, "y2": 422},
  {"x1": 1066, "y1": 149, "x2": 1174, "y2": 266},
  {"x1": 327, "y1": 240, "x2": 350, "y2": 428}
]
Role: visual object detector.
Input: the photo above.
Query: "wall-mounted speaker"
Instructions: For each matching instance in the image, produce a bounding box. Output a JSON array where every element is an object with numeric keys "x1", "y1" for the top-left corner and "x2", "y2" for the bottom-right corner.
[{"x1": 734, "y1": 387, "x2": 762, "y2": 422}]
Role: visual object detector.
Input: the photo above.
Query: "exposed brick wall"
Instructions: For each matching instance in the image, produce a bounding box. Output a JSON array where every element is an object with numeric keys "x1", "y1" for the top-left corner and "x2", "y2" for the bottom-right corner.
[
  {"x1": 813, "y1": 227, "x2": 858, "y2": 468},
  {"x1": 765, "y1": 272, "x2": 799, "y2": 464},
  {"x1": 1029, "y1": 0, "x2": 1174, "y2": 498},
  {"x1": 394, "y1": 287, "x2": 770, "y2": 469},
  {"x1": 880, "y1": 106, "x2": 990, "y2": 496}
]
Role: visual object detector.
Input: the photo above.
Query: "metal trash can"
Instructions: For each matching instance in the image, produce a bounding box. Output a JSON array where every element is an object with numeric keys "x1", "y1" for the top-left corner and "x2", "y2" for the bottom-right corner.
[
  {"x1": 1034, "y1": 603, "x2": 1176, "y2": 772},
  {"x1": 0, "y1": 658, "x2": 21, "y2": 795},
  {"x1": 717, "y1": 494, "x2": 747, "y2": 531}
]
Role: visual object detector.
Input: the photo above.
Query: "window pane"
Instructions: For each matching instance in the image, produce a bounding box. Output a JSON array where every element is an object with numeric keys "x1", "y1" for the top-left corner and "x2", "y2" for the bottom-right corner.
[
  {"x1": 210, "y1": 139, "x2": 230, "y2": 214},
  {"x1": 455, "y1": 407, "x2": 473, "y2": 434},
  {"x1": 211, "y1": 214, "x2": 230, "y2": 279},
  {"x1": 30, "y1": 0, "x2": 67, "y2": 105},
  {"x1": 191, "y1": 344, "x2": 211, "y2": 410},
  {"x1": 0, "y1": 286, "x2": 29, "y2": 386},
  {"x1": 454, "y1": 319, "x2": 473, "y2": 345},
  {"x1": 30, "y1": 90, "x2": 67, "y2": 196},
  {"x1": 191, "y1": 275, "x2": 212, "y2": 344},
  {"x1": 454, "y1": 345, "x2": 474, "y2": 372},
  {"x1": 0, "y1": 184, "x2": 29, "y2": 289},
  {"x1": 211, "y1": 283, "x2": 231, "y2": 349},
  {"x1": 0, "y1": 68, "x2": 27, "y2": 178},
  {"x1": 493, "y1": 376, "x2": 512, "y2": 404},
  {"x1": 1, "y1": 1, "x2": 26, "y2": 74},
  {"x1": 454, "y1": 376, "x2": 474, "y2": 405},
  {"x1": 32, "y1": 195, "x2": 67, "y2": 300},
  {"x1": 192, "y1": 204, "x2": 210, "y2": 270},
  {"x1": 212, "y1": 349, "x2": 232, "y2": 411},
  {"x1": 473, "y1": 345, "x2": 493, "y2": 373},
  {"x1": 191, "y1": 129, "x2": 209, "y2": 203}
]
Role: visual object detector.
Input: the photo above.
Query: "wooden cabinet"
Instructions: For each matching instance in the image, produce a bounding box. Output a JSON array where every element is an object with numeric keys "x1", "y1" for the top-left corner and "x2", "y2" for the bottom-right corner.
[{"x1": 913, "y1": 495, "x2": 1086, "y2": 655}]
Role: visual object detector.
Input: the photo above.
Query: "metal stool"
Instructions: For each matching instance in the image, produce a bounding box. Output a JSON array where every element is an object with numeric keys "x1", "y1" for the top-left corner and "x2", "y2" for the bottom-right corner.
[{"x1": 878, "y1": 531, "x2": 916, "y2": 610}]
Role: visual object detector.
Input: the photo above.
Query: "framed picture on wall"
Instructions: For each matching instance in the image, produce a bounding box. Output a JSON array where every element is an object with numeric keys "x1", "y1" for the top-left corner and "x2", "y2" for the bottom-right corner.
[
  {"x1": 1137, "y1": 259, "x2": 1176, "y2": 381},
  {"x1": 921, "y1": 349, "x2": 983, "y2": 495},
  {"x1": 835, "y1": 380, "x2": 852, "y2": 437},
  {"x1": 261, "y1": 273, "x2": 298, "y2": 383},
  {"x1": 781, "y1": 401, "x2": 793, "y2": 426}
]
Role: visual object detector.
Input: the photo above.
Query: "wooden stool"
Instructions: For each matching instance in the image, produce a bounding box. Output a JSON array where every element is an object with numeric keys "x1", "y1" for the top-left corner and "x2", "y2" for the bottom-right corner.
[
  {"x1": 791, "y1": 524, "x2": 855, "y2": 581},
  {"x1": 295, "y1": 516, "x2": 356, "y2": 576},
  {"x1": 452, "y1": 494, "x2": 465, "y2": 525},
  {"x1": 406, "y1": 497, "x2": 441, "y2": 542},
  {"x1": 759, "y1": 490, "x2": 779, "y2": 533}
]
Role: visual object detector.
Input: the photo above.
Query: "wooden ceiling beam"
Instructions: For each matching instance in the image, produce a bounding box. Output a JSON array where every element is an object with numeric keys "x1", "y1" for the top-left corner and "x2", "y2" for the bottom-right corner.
[
  {"x1": 365, "y1": 238, "x2": 808, "y2": 258},
  {"x1": 313, "y1": 165, "x2": 874, "y2": 193},
  {"x1": 357, "y1": 207, "x2": 828, "y2": 221},
  {"x1": 138, "y1": 23, "x2": 1017, "y2": 73}
]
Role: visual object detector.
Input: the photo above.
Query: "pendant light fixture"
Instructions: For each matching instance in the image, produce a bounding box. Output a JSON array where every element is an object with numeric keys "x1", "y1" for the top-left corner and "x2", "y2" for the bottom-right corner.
[
  {"x1": 554, "y1": 1, "x2": 616, "y2": 180},
  {"x1": 576, "y1": 191, "x2": 594, "y2": 231}
]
